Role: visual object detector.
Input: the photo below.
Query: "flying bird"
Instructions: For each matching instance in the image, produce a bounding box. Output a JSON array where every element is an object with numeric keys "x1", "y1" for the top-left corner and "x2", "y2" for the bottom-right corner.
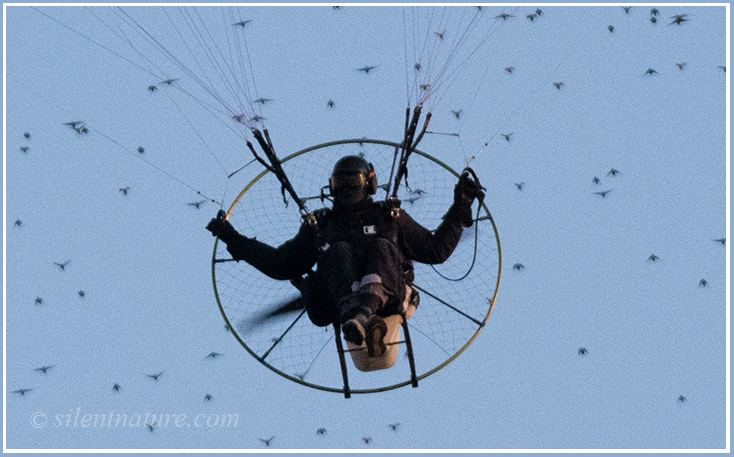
[
  {"x1": 594, "y1": 189, "x2": 613, "y2": 198},
  {"x1": 527, "y1": 13, "x2": 538, "y2": 22},
  {"x1": 592, "y1": 176, "x2": 601, "y2": 185},
  {"x1": 389, "y1": 423, "x2": 400, "y2": 431},
  {"x1": 414, "y1": 63, "x2": 422, "y2": 71},
  {"x1": 35, "y1": 365, "x2": 55, "y2": 374},
  {"x1": 578, "y1": 347, "x2": 588, "y2": 355},
  {"x1": 14, "y1": 219, "x2": 23, "y2": 227},
  {"x1": 53, "y1": 260, "x2": 70, "y2": 271},
  {"x1": 233, "y1": 20, "x2": 252, "y2": 28},
  {"x1": 113, "y1": 383, "x2": 121, "y2": 392},
  {"x1": 362, "y1": 437, "x2": 373, "y2": 444},
  {"x1": 678, "y1": 395, "x2": 686, "y2": 403},
  {"x1": 12, "y1": 388, "x2": 33, "y2": 396},
  {"x1": 622, "y1": 6, "x2": 632, "y2": 14},
  {"x1": 434, "y1": 31, "x2": 445, "y2": 40},
  {"x1": 608, "y1": 25, "x2": 614, "y2": 32},
  {"x1": 504, "y1": 66, "x2": 514, "y2": 73},
  {"x1": 259, "y1": 436, "x2": 275, "y2": 447},
  {"x1": 160, "y1": 78, "x2": 179, "y2": 85},
  {"x1": 253, "y1": 97, "x2": 273, "y2": 105},
  {"x1": 650, "y1": 16, "x2": 657, "y2": 24},
  {"x1": 676, "y1": 62, "x2": 687, "y2": 70},
  {"x1": 607, "y1": 168, "x2": 621, "y2": 176},
  {"x1": 148, "y1": 85, "x2": 157, "y2": 92},
  {"x1": 553, "y1": 82, "x2": 564, "y2": 89},
  {"x1": 327, "y1": 99, "x2": 335, "y2": 108},
  {"x1": 250, "y1": 115, "x2": 266, "y2": 123},
  {"x1": 451, "y1": 109, "x2": 462, "y2": 119},
  {"x1": 535, "y1": 9, "x2": 543, "y2": 16},
  {"x1": 35, "y1": 297, "x2": 44, "y2": 305},
  {"x1": 514, "y1": 182, "x2": 525, "y2": 190},
  {"x1": 651, "y1": 8, "x2": 659, "y2": 16},
  {"x1": 501, "y1": 132, "x2": 513, "y2": 141},
  {"x1": 187, "y1": 200, "x2": 207, "y2": 209},
  {"x1": 513, "y1": 263, "x2": 525, "y2": 270},
  {"x1": 204, "y1": 394, "x2": 213, "y2": 401},
  {"x1": 647, "y1": 254, "x2": 660, "y2": 262},
  {"x1": 24, "y1": 132, "x2": 31, "y2": 139},
  {"x1": 205, "y1": 352, "x2": 223, "y2": 359},
  {"x1": 357, "y1": 65, "x2": 378, "y2": 74},
  {"x1": 699, "y1": 279, "x2": 708, "y2": 287},
  {"x1": 713, "y1": 238, "x2": 725, "y2": 245},
  {"x1": 137, "y1": 146, "x2": 145, "y2": 154},
  {"x1": 146, "y1": 422, "x2": 157, "y2": 432},
  {"x1": 316, "y1": 428, "x2": 327, "y2": 435},
  {"x1": 119, "y1": 187, "x2": 130, "y2": 195},
  {"x1": 63, "y1": 121, "x2": 85, "y2": 129},
  {"x1": 20, "y1": 146, "x2": 29, "y2": 153},
  {"x1": 78, "y1": 290, "x2": 85, "y2": 298},
  {"x1": 718, "y1": 66, "x2": 726, "y2": 73},
  {"x1": 494, "y1": 13, "x2": 513, "y2": 20},
  {"x1": 669, "y1": 14, "x2": 689, "y2": 25},
  {"x1": 147, "y1": 371, "x2": 164, "y2": 381}
]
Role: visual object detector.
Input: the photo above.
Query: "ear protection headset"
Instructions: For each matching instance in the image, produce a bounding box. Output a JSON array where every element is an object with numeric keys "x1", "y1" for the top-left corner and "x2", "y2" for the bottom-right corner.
[{"x1": 329, "y1": 156, "x2": 377, "y2": 196}]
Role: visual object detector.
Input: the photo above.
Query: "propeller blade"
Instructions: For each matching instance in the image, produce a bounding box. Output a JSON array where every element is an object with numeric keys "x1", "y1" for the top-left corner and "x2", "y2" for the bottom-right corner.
[{"x1": 237, "y1": 295, "x2": 305, "y2": 333}]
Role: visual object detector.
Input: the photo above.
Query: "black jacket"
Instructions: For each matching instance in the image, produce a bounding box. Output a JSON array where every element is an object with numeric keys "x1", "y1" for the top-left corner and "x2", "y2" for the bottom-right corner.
[{"x1": 223, "y1": 198, "x2": 465, "y2": 281}]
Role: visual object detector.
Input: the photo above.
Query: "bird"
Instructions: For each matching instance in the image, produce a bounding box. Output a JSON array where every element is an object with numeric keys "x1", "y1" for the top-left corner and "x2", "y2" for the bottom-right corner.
[
  {"x1": 593, "y1": 189, "x2": 613, "y2": 198},
  {"x1": 147, "y1": 371, "x2": 164, "y2": 381},
  {"x1": 676, "y1": 62, "x2": 687, "y2": 70},
  {"x1": 316, "y1": 428, "x2": 327, "y2": 435},
  {"x1": 669, "y1": 14, "x2": 689, "y2": 25},
  {"x1": 607, "y1": 168, "x2": 621, "y2": 176},
  {"x1": 35, "y1": 297, "x2": 44, "y2": 305},
  {"x1": 699, "y1": 279, "x2": 708, "y2": 287},
  {"x1": 504, "y1": 66, "x2": 514, "y2": 74},
  {"x1": 578, "y1": 347, "x2": 588, "y2": 355},
  {"x1": 20, "y1": 146, "x2": 29, "y2": 153},
  {"x1": 643, "y1": 68, "x2": 659, "y2": 76},
  {"x1": 414, "y1": 63, "x2": 422, "y2": 71},
  {"x1": 53, "y1": 260, "x2": 70, "y2": 271},
  {"x1": 233, "y1": 20, "x2": 252, "y2": 28},
  {"x1": 450, "y1": 109, "x2": 463, "y2": 120},
  {"x1": 63, "y1": 120, "x2": 85, "y2": 129},
  {"x1": 622, "y1": 6, "x2": 632, "y2": 14},
  {"x1": 678, "y1": 395, "x2": 686, "y2": 403},
  {"x1": 204, "y1": 394, "x2": 213, "y2": 401},
  {"x1": 362, "y1": 437, "x2": 372, "y2": 444},
  {"x1": 494, "y1": 13, "x2": 513, "y2": 20},
  {"x1": 650, "y1": 16, "x2": 657, "y2": 24},
  {"x1": 137, "y1": 146, "x2": 145, "y2": 154},
  {"x1": 535, "y1": 9, "x2": 543, "y2": 16},
  {"x1": 250, "y1": 115, "x2": 266, "y2": 123},
  {"x1": 78, "y1": 290, "x2": 86, "y2": 298},
  {"x1": 553, "y1": 82, "x2": 564, "y2": 89},
  {"x1": 113, "y1": 383, "x2": 121, "y2": 392},
  {"x1": 515, "y1": 182, "x2": 525, "y2": 190},
  {"x1": 146, "y1": 422, "x2": 157, "y2": 432},
  {"x1": 501, "y1": 132, "x2": 513, "y2": 141},
  {"x1": 419, "y1": 84, "x2": 430, "y2": 91},
  {"x1": 259, "y1": 436, "x2": 275, "y2": 447},
  {"x1": 608, "y1": 25, "x2": 614, "y2": 32},
  {"x1": 327, "y1": 99, "x2": 335, "y2": 108},
  {"x1": 23, "y1": 132, "x2": 31, "y2": 139},
  {"x1": 160, "y1": 78, "x2": 179, "y2": 85},
  {"x1": 718, "y1": 66, "x2": 726, "y2": 73},
  {"x1": 526, "y1": 13, "x2": 538, "y2": 22},
  {"x1": 513, "y1": 263, "x2": 525, "y2": 271},
  {"x1": 187, "y1": 199, "x2": 207, "y2": 209},
  {"x1": 389, "y1": 423, "x2": 400, "y2": 431},
  {"x1": 434, "y1": 31, "x2": 445, "y2": 40},
  {"x1": 651, "y1": 8, "x2": 659, "y2": 16},
  {"x1": 147, "y1": 85, "x2": 157, "y2": 92},
  {"x1": 404, "y1": 195, "x2": 422, "y2": 205},
  {"x1": 713, "y1": 238, "x2": 726, "y2": 245},
  {"x1": 14, "y1": 219, "x2": 22, "y2": 227},
  {"x1": 592, "y1": 176, "x2": 601, "y2": 185},
  {"x1": 119, "y1": 187, "x2": 130, "y2": 195},
  {"x1": 357, "y1": 65, "x2": 378, "y2": 74},
  {"x1": 647, "y1": 254, "x2": 661, "y2": 262},
  {"x1": 205, "y1": 352, "x2": 223, "y2": 359},
  {"x1": 253, "y1": 97, "x2": 273, "y2": 105},
  {"x1": 35, "y1": 365, "x2": 54, "y2": 374},
  {"x1": 12, "y1": 388, "x2": 33, "y2": 396}
]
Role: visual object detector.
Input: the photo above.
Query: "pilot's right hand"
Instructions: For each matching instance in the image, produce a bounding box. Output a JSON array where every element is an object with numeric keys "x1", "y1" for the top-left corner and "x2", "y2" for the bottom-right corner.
[{"x1": 206, "y1": 209, "x2": 239, "y2": 243}]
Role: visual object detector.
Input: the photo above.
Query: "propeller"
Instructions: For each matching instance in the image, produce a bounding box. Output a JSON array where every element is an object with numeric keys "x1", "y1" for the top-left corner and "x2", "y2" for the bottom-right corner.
[{"x1": 236, "y1": 294, "x2": 305, "y2": 334}]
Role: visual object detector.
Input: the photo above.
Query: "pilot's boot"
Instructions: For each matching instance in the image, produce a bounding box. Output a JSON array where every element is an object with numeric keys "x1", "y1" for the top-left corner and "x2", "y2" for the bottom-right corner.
[{"x1": 341, "y1": 294, "x2": 388, "y2": 357}]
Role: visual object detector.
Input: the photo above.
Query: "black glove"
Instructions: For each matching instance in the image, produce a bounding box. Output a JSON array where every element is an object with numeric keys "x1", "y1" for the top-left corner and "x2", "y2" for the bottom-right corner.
[
  {"x1": 447, "y1": 171, "x2": 485, "y2": 227},
  {"x1": 206, "y1": 210, "x2": 239, "y2": 243}
]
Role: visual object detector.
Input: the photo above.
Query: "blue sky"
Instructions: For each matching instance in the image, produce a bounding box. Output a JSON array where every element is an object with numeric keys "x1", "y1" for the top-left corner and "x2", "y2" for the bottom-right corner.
[{"x1": 4, "y1": 3, "x2": 729, "y2": 451}]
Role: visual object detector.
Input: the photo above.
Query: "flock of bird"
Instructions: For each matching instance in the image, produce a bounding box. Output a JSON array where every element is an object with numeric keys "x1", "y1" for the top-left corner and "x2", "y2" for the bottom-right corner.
[{"x1": 8, "y1": 5, "x2": 725, "y2": 449}]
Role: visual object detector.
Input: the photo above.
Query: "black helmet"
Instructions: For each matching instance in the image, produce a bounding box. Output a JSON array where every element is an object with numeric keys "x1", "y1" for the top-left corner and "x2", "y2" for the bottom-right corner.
[{"x1": 329, "y1": 155, "x2": 377, "y2": 202}]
